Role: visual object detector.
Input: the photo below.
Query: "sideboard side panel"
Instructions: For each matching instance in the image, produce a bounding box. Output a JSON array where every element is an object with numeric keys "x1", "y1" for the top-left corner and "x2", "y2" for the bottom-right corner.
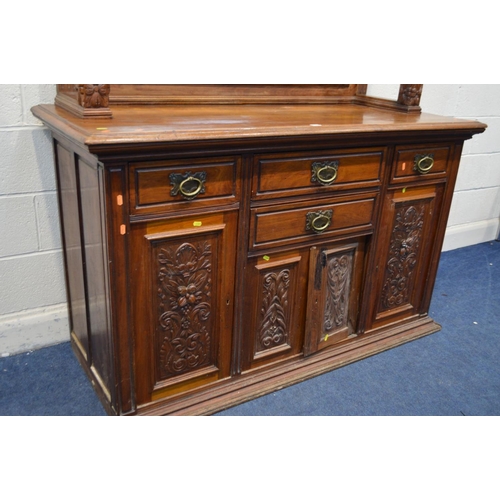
[
  {"x1": 54, "y1": 137, "x2": 116, "y2": 413},
  {"x1": 78, "y1": 158, "x2": 114, "y2": 403},
  {"x1": 55, "y1": 141, "x2": 89, "y2": 357}
]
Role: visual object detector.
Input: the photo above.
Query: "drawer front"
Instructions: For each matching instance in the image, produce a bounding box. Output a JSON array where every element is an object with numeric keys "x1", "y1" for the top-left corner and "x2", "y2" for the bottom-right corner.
[
  {"x1": 250, "y1": 194, "x2": 377, "y2": 250},
  {"x1": 253, "y1": 148, "x2": 385, "y2": 200},
  {"x1": 392, "y1": 144, "x2": 452, "y2": 184},
  {"x1": 129, "y1": 157, "x2": 241, "y2": 215}
]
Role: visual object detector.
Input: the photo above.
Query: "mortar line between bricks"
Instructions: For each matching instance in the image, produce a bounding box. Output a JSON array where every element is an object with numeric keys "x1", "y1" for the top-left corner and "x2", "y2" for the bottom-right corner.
[
  {"x1": 0, "y1": 248, "x2": 63, "y2": 262},
  {"x1": 33, "y1": 195, "x2": 42, "y2": 252},
  {"x1": 19, "y1": 84, "x2": 27, "y2": 125},
  {"x1": 0, "y1": 191, "x2": 57, "y2": 199},
  {"x1": 0, "y1": 125, "x2": 47, "y2": 133}
]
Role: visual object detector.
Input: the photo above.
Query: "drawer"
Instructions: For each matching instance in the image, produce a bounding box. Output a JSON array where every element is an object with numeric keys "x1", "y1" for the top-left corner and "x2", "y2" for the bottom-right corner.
[
  {"x1": 252, "y1": 148, "x2": 385, "y2": 201},
  {"x1": 250, "y1": 193, "x2": 377, "y2": 250},
  {"x1": 129, "y1": 157, "x2": 241, "y2": 215},
  {"x1": 391, "y1": 144, "x2": 453, "y2": 184}
]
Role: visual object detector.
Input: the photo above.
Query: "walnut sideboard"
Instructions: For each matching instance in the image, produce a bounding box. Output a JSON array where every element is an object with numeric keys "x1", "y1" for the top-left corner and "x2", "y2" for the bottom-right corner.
[{"x1": 32, "y1": 85, "x2": 486, "y2": 415}]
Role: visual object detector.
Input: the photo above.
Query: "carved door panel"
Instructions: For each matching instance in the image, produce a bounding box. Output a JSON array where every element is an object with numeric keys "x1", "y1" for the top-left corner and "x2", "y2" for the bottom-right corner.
[
  {"x1": 369, "y1": 185, "x2": 444, "y2": 329},
  {"x1": 130, "y1": 211, "x2": 237, "y2": 405},
  {"x1": 241, "y1": 249, "x2": 309, "y2": 372},
  {"x1": 304, "y1": 238, "x2": 366, "y2": 356}
]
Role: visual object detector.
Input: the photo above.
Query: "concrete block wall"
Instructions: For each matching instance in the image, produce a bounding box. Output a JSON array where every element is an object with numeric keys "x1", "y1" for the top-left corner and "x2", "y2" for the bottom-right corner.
[
  {"x1": 1, "y1": 84, "x2": 499, "y2": 356},
  {"x1": 434, "y1": 85, "x2": 500, "y2": 250},
  {"x1": 0, "y1": 85, "x2": 69, "y2": 356}
]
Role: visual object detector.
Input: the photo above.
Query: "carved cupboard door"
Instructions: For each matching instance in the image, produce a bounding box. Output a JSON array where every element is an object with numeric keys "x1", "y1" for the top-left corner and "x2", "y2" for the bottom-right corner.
[
  {"x1": 241, "y1": 249, "x2": 309, "y2": 372},
  {"x1": 304, "y1": 238, "x2": 366, "y2": 356},
  {"x1": 368, "y1": 185, "x2": 444, "y2": 330},
  {"x1": 130, "y1": 210, "x2": 238, "y2": 405}
]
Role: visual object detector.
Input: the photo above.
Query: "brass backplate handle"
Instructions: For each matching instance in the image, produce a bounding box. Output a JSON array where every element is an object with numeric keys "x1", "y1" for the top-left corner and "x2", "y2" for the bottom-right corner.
[
  {"x1": 170, "y1": 171, "x2": 207, "y2": 200},
  {"x1": 311, "y1": 161, "x2": 339, "y2": 186},
  {"x1": 306, "y1": 210, "x2": 333, "y2": 234},
  {"x1": 414, "y1": 154, "x2": 434, "y2": 174}
]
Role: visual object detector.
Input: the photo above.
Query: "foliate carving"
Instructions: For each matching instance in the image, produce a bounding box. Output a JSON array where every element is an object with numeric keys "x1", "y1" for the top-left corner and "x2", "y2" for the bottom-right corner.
[
  {"x1": 156, "y1": 241, "x2": 213, "y2": 379},
  {"x1": 380, "y1": 204, "x2": 425, "y2": 311},
  {"x1": 323, "y1": 252, "x2": 353, "y2": 334},
  {"x1": 77, "y1": 84, "x2": 110, "y2": 109},
  {"x1": 398, "y1": 84, "x2": 423, "y2": 107},
  {"x1": 257, "y1": 270, "x2": 290, "y2": 352}
]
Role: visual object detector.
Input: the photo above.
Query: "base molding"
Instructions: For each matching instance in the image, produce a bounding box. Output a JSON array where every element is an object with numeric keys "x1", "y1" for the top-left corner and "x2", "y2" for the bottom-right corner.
[
  {"x1": 443, "y1": 219, "x2": 500, "y2": 251},
  {"x1": 0, "y1": 304, "x2": 69, "y2": 357},
  {"x1": 134, "y1": 316, "x2": 440, "y2": 416}
]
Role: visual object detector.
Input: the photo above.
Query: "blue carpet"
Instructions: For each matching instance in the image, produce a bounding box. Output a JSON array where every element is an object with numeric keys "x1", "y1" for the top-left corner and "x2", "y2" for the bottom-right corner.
[
  {"x1": 0, "y1": 342, "x2": 107, "y2": 416},
  {"x1": 1, "y1": 241, "x2": 499, "y2": 416}
]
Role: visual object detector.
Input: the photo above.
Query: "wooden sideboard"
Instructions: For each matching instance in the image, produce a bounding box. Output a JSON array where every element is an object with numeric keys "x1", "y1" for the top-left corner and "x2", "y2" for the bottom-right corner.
[{"x1": 32, "y1": 85, "x2": 486, "y2": 415}]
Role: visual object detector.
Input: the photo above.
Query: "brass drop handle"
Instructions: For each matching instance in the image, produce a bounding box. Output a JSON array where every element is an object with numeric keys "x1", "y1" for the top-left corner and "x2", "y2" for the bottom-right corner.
[
  {"x1": 317, "y1": 164, "x2": 339, "y2": 184},
  {"x1": 170, "y1": 171, "x2": 207, "y2": 200},
  {"x1": 414, "y1": 154, "x2": 434, "y2": 175},
  {"x1": 179, "y1": 176, "x2": 204, "y2": 198},
  {"x1": 312, "y1": 215, "x2": 331, "y2": 232},
  {"x1": 312, "y1": 161, "x2": 339, "y2": 186},
  {"x1": 306, "y1": 210, "x2": 333, "y2": 234}
]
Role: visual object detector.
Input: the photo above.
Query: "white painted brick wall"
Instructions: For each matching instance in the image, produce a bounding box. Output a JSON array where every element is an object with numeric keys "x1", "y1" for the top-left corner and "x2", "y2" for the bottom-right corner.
[
  {"x1": 0, "y1": 85, "x2": 23, "y2": 127},
  {"x1": 426, "y1": 85, "x2": 500, "y2": 250},
  {"x1": 1, "y1": 84, "x2": 499, "y2": 356},
  {"x1": 0, "y1": 195, "x2": 39, "y2": 256},
  {"x1": 0, "y1": 252, "x2": 66, "y2": 313},
  {"x1": 0, "y1": 84, "x2": 68, "y2": 356}
]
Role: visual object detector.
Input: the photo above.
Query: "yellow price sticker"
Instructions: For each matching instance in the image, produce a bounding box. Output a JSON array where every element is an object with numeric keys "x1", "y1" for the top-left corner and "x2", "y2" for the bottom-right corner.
[
  {"x1": 193, "y1": 221, "x2": 202, "y2": 227},
  {"x1": 263, "y1": 255, "x2": 271, "y2": 262}
]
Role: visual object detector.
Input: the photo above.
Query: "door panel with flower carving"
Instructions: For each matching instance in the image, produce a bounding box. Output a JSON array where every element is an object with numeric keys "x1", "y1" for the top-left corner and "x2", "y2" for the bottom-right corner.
[
  {"x1": 369, "y1": 184, "x2": 444, "y2": 330},
  {"x1": 130, "y1": 210, "x2": 237, "y2": 405}
]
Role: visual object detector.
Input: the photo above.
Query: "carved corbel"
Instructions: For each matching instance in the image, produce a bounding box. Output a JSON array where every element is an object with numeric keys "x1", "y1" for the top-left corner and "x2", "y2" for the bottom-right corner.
[
  {"x1": 55, "y1": 84, "x2": 113, "y2": 118},
  {"x1": 77, "y1": 84, "x2": 111, "y2": 109},
  {"x1": 398, "y1": 84, "x2": 424, "y2": 110}
]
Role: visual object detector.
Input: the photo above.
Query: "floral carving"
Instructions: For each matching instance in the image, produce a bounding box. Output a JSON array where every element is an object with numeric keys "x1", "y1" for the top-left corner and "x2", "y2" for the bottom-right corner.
[
  {"x1": 380, "y1": 204, "x2": 425, "y2": 311},
  {"x1": 323, "y1": 252, "x2": 352, "y2": 335},
  {"x1": 77, "y1": 84, "x2": 110, "y2": 109},
  {"x1": 257, "y1": 270, "x2": 290, "y2": 352},
  {"x1": 156, "y1": 241, "x2": 213, "y2": 378}
]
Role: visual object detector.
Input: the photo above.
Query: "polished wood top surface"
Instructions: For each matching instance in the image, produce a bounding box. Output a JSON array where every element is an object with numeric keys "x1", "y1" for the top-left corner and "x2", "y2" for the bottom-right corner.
[{"x1": 32, "y1": 103, "x2": 487, "y2": 147}]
